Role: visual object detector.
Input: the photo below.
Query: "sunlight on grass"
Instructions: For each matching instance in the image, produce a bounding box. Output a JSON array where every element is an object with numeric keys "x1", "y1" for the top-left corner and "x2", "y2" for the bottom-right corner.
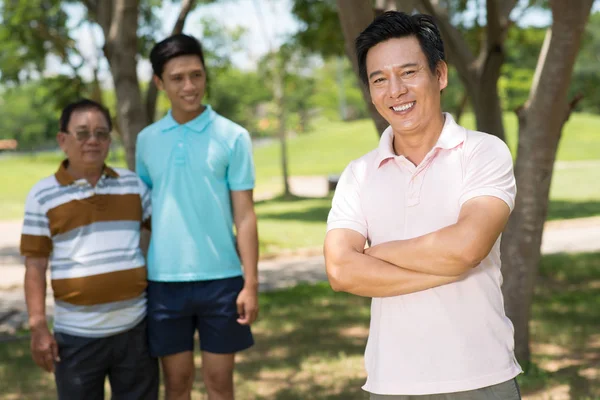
[
  {"x1": 2, "y1": 251, "x2": 599, "y2": 399},
  {"x1": 2, "y1": 112, "x2": 600, "y2": 223}
]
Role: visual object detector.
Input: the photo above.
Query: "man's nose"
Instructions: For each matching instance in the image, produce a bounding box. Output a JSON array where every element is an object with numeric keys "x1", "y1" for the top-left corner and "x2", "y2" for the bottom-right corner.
[
  {"x1": 389, "y1": 76, "x2": 407, "y2": 99},
  {"x1": 183, "y1": 77, "x2": 196, "y2": 91}
]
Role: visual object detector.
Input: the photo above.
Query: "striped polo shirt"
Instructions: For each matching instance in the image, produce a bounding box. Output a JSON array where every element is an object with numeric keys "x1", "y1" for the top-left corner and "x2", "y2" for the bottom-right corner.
[{"x1": 20, "y1": 160, "x2": 151, "y2": 338}]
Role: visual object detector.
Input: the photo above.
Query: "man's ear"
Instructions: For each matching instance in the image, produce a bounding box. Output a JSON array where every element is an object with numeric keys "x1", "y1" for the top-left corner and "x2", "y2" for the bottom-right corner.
[
  {"x1": 57, "y1": 132, "x2": 67, "y2": 152},
  {"x1": 153, "y1": 75, "x2": 164, "y2": 91},
  {"x1": 436, "y1": 61, "x2": 448, "y2": 91}
]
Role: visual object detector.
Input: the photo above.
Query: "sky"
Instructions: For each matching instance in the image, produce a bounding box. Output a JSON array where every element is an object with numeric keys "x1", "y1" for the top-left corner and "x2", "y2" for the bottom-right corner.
[{"x1": 46, "y1": 0, "x2": 600, "y2": 87}]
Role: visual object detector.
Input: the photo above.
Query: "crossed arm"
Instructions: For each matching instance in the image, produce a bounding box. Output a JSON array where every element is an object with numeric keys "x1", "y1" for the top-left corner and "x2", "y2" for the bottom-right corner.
[{"x1": 324, "y1": 196, "x2": 511, "y2": 298}]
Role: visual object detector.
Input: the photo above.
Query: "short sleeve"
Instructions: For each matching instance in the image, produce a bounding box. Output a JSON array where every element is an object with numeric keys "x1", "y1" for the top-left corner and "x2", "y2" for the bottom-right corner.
[
  {"x1": 135, "y1": 134, "x2": 152, "y2": 189},
  {"x1": 459, "y1": 135, "x2": 516, "y2": 211},
  {"x1": 20, "y1": 189, "x2": 53, "y2": 257},
  {"x1": 227, "y1": 131, "x2": 255, "y2": 191},
  {"x1": 326, "y1": 163, "x2": 368, "y2": 238}
]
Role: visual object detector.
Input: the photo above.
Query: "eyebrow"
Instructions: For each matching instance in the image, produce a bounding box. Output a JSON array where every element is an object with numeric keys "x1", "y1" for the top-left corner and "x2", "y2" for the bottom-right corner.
[
  {"x1": 168, "y1": 69, "x2": 204, "y2": 77},
  {"x1": 368, "y1": 63, "x2": 420, "y2": 80}
]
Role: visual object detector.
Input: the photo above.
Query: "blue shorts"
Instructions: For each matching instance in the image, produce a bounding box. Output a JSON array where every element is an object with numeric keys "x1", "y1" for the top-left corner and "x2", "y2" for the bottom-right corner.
[{"x1": 147, "y1": 276, "x2": 254, "y2": 357}]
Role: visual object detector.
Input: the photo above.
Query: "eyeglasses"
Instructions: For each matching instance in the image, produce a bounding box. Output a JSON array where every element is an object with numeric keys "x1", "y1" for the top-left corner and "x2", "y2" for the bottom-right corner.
[{"x1": 68, "y1": 130, "x2": 111, "y2": 142}]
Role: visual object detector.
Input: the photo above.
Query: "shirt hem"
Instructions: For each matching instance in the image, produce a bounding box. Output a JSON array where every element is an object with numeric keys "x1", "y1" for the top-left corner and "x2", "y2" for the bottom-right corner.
[
  {"x1": 148, "y1": 270, "x2": 243, "y2": 282},
  {"x1": 53, "y1": 312, "x2": 146, "y2": 339},
  {"x1": 363, "y1": 364, "x2": 523, "y2": 395}
]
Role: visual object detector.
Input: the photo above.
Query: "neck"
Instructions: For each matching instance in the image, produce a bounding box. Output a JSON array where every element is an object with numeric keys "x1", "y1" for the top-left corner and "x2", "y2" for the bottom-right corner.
[
  {"x1": 67, "y1": 163, "x2": 103, "y2": 186},
  {"x1": 172, "y1": 105, "x2": 206, "y2": 124},
  {"x1": 393, "y1": 113, "x2": 445, "y2": 166}
]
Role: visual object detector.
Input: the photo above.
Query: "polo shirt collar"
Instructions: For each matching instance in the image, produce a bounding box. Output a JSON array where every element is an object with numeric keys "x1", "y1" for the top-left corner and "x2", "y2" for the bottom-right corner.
[
  {"x1": 55, "y1": 159, "x2": 119, "y2": 186},
  {"x1": 375, "y1": 112, "x2": 465, "y2": 167},
  {"x1": 160, "y1": 105, "x2": 216, "y2": 133}
]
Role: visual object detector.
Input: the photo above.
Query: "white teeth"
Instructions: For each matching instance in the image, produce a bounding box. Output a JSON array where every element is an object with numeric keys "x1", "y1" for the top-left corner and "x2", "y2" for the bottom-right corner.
[{"x1": 392, "y1": 102, "x2": 415, "y2": 112}]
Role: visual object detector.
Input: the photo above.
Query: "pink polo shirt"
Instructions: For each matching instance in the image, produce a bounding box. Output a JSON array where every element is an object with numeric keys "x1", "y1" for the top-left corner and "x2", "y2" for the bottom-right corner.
[{"x1": 327, "y1": 113, "x2": 522, "y2": 395}]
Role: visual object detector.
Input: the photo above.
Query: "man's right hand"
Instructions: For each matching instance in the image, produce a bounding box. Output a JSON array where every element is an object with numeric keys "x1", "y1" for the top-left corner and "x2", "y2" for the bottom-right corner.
[{"x1": 30, "y1": 324, "x2": 60, "y2": 373}]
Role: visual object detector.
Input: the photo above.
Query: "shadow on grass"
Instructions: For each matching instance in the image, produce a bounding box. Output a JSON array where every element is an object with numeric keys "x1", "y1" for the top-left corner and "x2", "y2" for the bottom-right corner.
[
  {"x1": 547, "y1": 200, "x2": 600, "y2": 220},
  {"x1": 3, "y1": 253, "x2": 599, "y2": 399},
  {"x1": 256, "y1": 194, "x2": 332, "y2": 223},
  {"x1": 518, "y1": 252, "x2": 600, "y2": 398}
]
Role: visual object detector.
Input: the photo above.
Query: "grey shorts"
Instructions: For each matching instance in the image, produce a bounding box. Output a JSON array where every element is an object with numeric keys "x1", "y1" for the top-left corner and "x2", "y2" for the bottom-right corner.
[
  {"x1": 54, "y1": 319, "x2": 159, "y2": 400},
  {"x1": 370, "y1": 378, "x2": 521, "y2": 400}
]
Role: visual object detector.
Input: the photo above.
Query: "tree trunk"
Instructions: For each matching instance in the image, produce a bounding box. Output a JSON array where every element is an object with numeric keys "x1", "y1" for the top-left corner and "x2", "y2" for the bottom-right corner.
[
  {"x1": 93, "y1": 0, "x2": 147, "y2": 170},
  {"x1": 274, "y1": 60, "x2": 291, "y2": 197},
  {"x1": 145, "y1": 0, "x2": 196, "y2": 124},
  {"x1": 501, "y1": 0, "x2": 593, "y2": 367},
  {"x1": 396, "y1": 0, "x2": 513, "y2": 140},
  {"x1": 336, "y1": 0, "x2": 389, "y2": 136}
]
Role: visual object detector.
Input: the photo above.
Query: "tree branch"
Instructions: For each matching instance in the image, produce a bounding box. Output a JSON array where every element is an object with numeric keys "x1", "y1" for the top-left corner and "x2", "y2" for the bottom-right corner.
[
  {"x1": 413, "y1": 0, "x2": 477, "y2": 90},
  {"x1": 145, "y1": 0, "x2": 197, "y2": 124}
]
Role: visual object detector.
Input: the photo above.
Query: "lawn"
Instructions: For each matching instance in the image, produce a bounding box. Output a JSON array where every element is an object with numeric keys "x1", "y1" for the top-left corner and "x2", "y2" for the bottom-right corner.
[
  {"x1": 1, "y1": 113, "x2": 600, "y2": 253},
  {"x1": 1, "y1": 251, "x2": 599, "y2": 399}
]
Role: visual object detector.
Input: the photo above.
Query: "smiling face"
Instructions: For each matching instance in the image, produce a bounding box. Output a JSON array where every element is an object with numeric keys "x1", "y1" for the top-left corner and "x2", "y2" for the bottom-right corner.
[
  {"x1": 366, "y1": 36, "x2": 447, "y2": 137},
  {"x1": 154, "y1": 54, "x2": 206, "y2": 123},
  {"x1": 57, "y1": 108, "x2": 111, "y2": 171}
]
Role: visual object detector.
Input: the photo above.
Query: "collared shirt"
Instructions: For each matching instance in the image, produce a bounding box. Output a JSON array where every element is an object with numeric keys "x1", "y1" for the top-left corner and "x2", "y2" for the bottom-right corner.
[
  {"x1": 20, "y1": 160, "x2": 151, "y2": 338},
  {"x1": 136, "y1": 105, "x2": 255, "y2": 281},
  {"x1": 327, "y1": 113, "x2": 521, "y2": 395}
]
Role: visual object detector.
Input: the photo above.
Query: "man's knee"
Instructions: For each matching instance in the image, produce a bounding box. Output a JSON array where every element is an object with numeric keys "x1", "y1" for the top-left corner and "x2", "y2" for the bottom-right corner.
[
  {"x1": 162, "y1": 354, "x2": 195, "y2": 396},
  {"x1": 202, "y1": 367, "x2": 234, "y2": 393}
]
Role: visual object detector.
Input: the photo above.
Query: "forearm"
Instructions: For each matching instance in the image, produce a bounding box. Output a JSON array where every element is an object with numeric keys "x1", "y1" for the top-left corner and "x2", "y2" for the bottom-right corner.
[
  {"x1": 367, "y1": 225, "x2": 477, "y2": 277},
  {"x1": 24, "y1": 262, "x2": 49, "y2": 330},
  {"x1": 236, "y1": 213, "x2": 259, "y2": 289},
  {"x1": 326, "y1": 250, "x2": 460, "y2": 298}
]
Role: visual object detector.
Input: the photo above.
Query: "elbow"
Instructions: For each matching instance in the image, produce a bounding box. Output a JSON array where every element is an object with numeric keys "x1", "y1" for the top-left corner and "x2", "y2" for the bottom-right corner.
[
  {"x1": 326, "y1": 262, "x2": 346, "y2": 292},
  {"x1": 456, "y1": 248, "x2": 486, "y2": 273}
]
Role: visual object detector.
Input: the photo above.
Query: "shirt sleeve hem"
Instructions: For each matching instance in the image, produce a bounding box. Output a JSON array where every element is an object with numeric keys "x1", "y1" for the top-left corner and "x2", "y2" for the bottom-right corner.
[
  {"x1": 459, "y1": 188, "x2": 515, "y2": 211},
  {"x1": 326, "y1": 221, "x2": 368, "y2": 238},
  {"x1": 230, "y1": 183, "x2": 255, "y2": 191}
]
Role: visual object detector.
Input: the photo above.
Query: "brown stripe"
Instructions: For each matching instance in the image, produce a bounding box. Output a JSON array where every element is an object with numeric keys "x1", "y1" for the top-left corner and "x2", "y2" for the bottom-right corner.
[
  {"x1": 20, "y1": 234, "x2": 53, "y2": 257},
  {"x1": 47, "y1": 193, "x2": 142, "y2": 237},
  {"x1": 51, "y1": 267, "x2": 147, "y2": 305}
]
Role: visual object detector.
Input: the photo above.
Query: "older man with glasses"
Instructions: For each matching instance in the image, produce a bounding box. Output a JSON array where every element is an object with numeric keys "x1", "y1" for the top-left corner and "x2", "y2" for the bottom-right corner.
[{"x1": 20, "y1": 98, "x2": 159, "y2": 400}]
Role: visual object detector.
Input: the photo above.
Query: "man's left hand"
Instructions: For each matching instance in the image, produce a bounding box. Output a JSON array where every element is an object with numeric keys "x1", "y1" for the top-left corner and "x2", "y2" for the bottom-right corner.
[{"x1": 236, "y1": 286, "x2": 259, "y2": 325}]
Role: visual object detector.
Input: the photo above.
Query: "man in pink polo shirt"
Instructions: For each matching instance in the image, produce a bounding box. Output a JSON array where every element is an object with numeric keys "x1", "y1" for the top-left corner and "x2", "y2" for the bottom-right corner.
[{"x1": 324, "y1": 11, "x2": 522, "y2": 400}]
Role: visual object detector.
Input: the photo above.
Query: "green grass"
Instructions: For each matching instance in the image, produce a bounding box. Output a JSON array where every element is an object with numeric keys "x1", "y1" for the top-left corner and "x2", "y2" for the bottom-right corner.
[
  {"x1": 2, "y1": 112, "x2": 600, "y2": 236},
  {"x1": 2, "y1": 252, "x2": 599, "y2": 399}
]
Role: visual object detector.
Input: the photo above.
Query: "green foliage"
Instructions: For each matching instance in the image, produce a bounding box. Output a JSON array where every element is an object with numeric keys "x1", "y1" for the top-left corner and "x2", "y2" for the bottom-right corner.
[
  {"x1": 0, "y1": 80, "x2": 84, "y2": 150},
  {"x1": 0, "y1": 0, "x2": 74, "y2": 83},
  {"x1": 571, "y1": 12, "x2": 600, "y2": 114},
  {"x1": 291, "y1": 0, "x2": 344, "y2": 57},
  {"x1": 309, "y1": 57, "x2": 367, "y2": 121},
  {"x1": 207, "y1": 68, "x2": 271, "y2": 134}
]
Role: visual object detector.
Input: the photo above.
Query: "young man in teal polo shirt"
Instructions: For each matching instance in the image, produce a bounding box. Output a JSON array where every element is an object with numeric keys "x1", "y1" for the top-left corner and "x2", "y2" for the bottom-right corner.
[{"x1": 136, "y1": 34, "x2": 259, "y2": 400}]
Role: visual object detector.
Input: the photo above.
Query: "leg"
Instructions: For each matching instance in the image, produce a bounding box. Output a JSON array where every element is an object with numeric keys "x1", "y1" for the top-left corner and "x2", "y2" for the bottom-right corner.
[
  {"x1": 162, "y1": 351, "x2": 196, "y2": 400},
  {"x1": 200, "y1": 351, "x2": 235, "y2": 400},
  {"x1": 147, "y1": 281, "x2": 197, "y2": 400},
  {"x1": 108, "y1": 320, "x2": 159, "y2": 400},
  {"x1": 54, "y1": 331, "x2": 108, "y2": 400},
  {"x1": 195, "y1": 277, "x2": 254, "y2": 400}
]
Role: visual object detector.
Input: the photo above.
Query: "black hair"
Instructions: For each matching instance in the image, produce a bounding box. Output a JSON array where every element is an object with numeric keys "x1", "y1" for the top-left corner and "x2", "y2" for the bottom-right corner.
[
  {"x1": 59, "y1": 98, "x2": 112, "y2": 132},
  {"x1": 149, "y1": 33, "x2": 207, "y2": 79},
  {"x1": 355, "y1": 11, "x2": 445, "y2": 85}
]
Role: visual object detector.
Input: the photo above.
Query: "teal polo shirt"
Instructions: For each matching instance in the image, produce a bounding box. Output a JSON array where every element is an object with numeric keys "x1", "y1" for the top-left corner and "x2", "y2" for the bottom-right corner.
[{"x1": 135, "y1": 105, "x2": 255, "y2": 281}]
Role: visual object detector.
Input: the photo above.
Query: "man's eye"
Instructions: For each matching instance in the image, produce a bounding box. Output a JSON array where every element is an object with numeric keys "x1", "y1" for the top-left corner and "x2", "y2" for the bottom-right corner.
[
  {"x1": 373, "y1": 77, "x2": 385, "y2": 84},
  {"x1": 404, "y1": 70, "x2": 415, "y2": 76}
]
